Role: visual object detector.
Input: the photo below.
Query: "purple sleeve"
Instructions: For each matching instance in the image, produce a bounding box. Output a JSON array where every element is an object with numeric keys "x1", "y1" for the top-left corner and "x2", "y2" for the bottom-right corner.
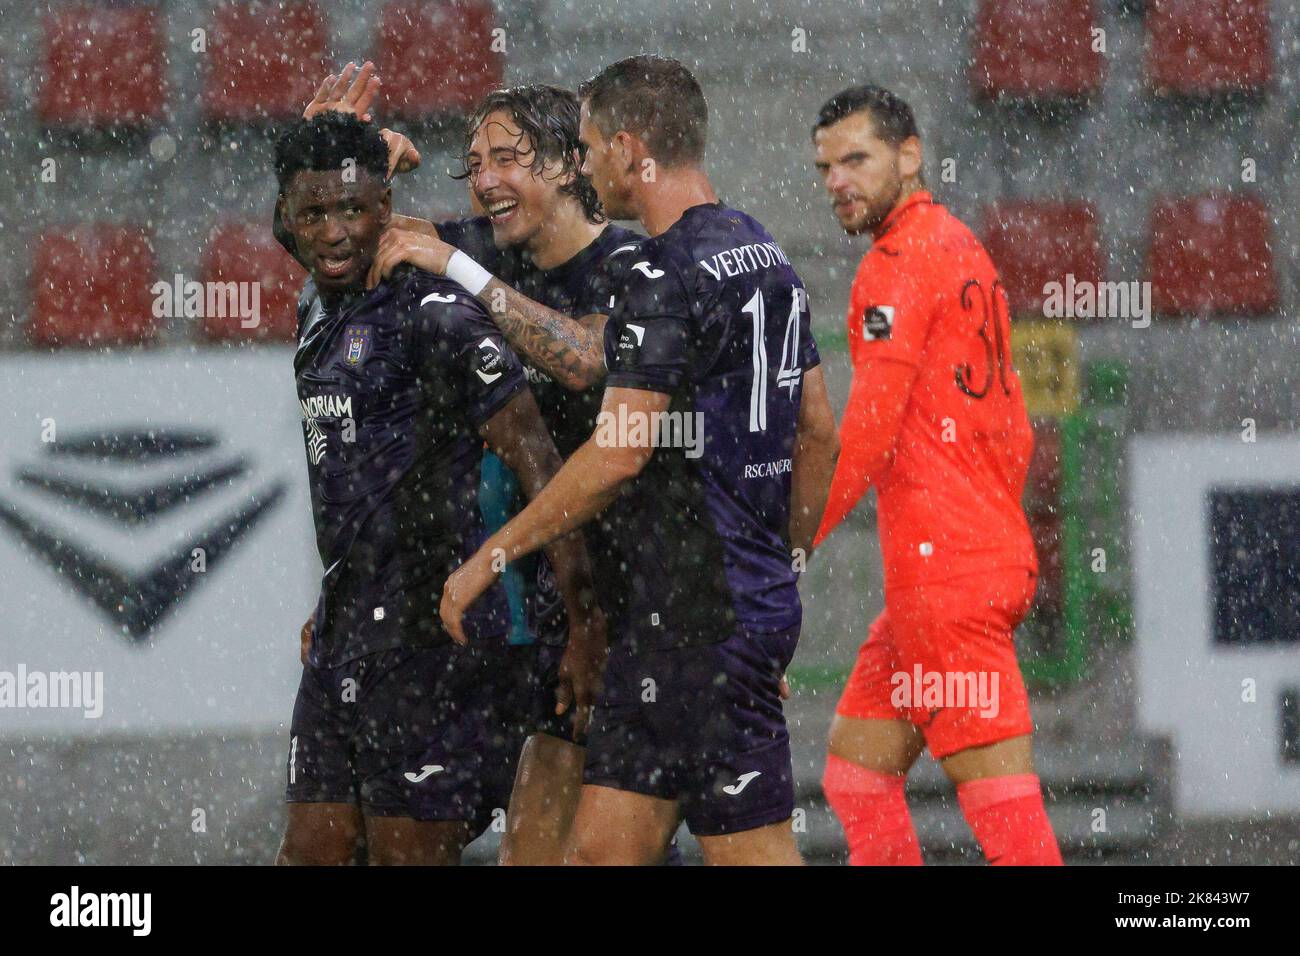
[
  {"x1": 602, "y1": 254, "x2": 693, "y2": 395},
  {"x1": 414, "y1": 289, "x2": 527, "y2": 428}
]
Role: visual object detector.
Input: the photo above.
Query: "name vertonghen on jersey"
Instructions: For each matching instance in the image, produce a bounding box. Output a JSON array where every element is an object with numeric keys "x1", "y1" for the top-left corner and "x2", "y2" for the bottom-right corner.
[{"x1": 698, "y1": 240, "x2": 793, "y2": 281}]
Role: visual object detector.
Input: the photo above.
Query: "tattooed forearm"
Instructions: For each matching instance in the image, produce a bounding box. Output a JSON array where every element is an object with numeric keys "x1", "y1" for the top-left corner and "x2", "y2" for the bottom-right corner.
[{"x1": 480, "y1": 279, "x2": 608, "y2": 392}]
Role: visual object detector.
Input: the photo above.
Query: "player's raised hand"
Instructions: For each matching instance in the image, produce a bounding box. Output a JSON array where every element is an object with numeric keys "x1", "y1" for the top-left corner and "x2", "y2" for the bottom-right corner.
[
  {"x1": 380, "y1": 129, "x2": 421, "y2": 178},
  {"x1": 555, "y1": 608, "x2": 609, "y2": 738},
  {"x1": 367, "y1": 228, "x2": 455, "y2": 288},
  {"x1": 303, "y1": 60, "x2": 380, "y2": 122},
  {"x1": 299, "y1": 614, "x2": 314, "y2": 666},
  {"x1": 439, "y1": 550, "x2": 502, "y2": 646}
]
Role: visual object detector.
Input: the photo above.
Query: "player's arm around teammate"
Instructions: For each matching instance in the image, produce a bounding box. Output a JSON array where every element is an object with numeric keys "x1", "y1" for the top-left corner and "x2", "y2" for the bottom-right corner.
[
  {"x1": 286, "y1": 63, "x2": 610, "y2": 392},
  {"x1": 370, "y1": 227, "x2": 609, "y2": 391}
]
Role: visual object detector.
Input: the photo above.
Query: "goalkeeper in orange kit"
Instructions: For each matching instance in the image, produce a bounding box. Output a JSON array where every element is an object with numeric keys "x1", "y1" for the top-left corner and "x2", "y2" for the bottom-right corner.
[{"x1": 810, "y1": 85, "x2": 1062, "y2": 865}]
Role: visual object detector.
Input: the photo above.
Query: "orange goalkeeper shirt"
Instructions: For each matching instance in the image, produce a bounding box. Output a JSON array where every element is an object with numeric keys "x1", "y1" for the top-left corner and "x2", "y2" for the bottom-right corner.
[{"x1": 815, "y1": 190, "x2": 1037, "y2": 588}]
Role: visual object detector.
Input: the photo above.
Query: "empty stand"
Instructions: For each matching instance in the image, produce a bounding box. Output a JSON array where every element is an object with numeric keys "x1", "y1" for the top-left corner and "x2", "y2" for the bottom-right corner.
[
  {"x1": 375, "y1": 0, "x2": 503, "y2": 120},
  {"x1": 31, "y1": 226, "x2": 158, "y2": 346},
  {"x1": 1146, "y1": 0, "x2": 1272, "y2": 95},
  {"x1": 983, "y1": 200, "x2": 1103, "y2": 316},
  {"x1": 200, "y1": 223, "x2": 304, "y2": 341},
  {"x1": 202, "y1": 1, "x2": 330, "y2": 123},
  {"x1": 971, "y1": 0, "x2": 1104, "y2": 101},
  {"x1": 38, "y1": 6, "x2": 167, "y2": 125},
  {"x1": 1148, "y1": 194, "x2": 1277, "y2": 316}
]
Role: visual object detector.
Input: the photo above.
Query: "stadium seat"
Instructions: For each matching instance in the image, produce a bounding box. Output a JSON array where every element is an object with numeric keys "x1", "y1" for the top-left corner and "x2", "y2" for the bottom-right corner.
[
  {"x1": 970, "y1": 0, "x2": 1104, "y2": 101},
  {"x1": 1148, "y1": 194, "x2": 1277, "y2": 316},
  {"x1": 374, "y1": 0, "x2": 504, "y2": 120},
  {"x1": 31, "y1": 226, "x2": 158, "y2": 346},
  {"x1": 982, "y1": 201, "x2": 1103, "y2": 316},
  {"x1": 202, "y1": 1, "x2": 330, "y2": 123},
  {"x1": 1146, "y1": 0, "x2": 1272, "y2": 95},
  {"x1": 200, "y1": 223, "x2": 304, "y2": 341},
  {"x1": 38, "y1": 6, "x2": 167, "y2": 126}
]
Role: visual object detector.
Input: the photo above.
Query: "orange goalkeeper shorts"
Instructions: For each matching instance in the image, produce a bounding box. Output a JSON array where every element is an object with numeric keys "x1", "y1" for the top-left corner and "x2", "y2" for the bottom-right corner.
[{"x1": 835, "y1": 568, "x2": 1037, "y2": 759}]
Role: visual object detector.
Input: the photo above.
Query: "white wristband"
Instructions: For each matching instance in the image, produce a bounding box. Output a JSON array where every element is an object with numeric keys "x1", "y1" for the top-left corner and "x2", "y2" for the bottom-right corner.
[{"x1": 446, "y1": 249, "x2": 493, "y2": 297}]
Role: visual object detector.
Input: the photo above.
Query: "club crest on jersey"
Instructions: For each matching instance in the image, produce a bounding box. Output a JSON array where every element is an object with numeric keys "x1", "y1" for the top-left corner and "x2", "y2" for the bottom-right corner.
[
  {"x1": 862, "y1": 305, "x2": 894, "y2": 341},
  {"x1": 343, "y1": 325, "x2": 372, "y2": 366}
]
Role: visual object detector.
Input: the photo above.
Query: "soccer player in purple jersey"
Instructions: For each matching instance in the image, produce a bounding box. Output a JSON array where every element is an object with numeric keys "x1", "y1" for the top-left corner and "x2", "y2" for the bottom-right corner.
[
  {"x1": 281, "y1": 69, "x2": 663, "y2": 864},
  {"x1": 372, "y1": 57, "x2": 841, "y2": 865},
  {"x1": 272, "y1": 113, "x2": 603, "y2": 865}
]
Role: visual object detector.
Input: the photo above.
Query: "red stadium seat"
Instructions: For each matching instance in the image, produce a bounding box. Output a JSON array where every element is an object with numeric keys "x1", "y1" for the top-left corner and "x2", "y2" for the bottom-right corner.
[
  {"x1": 38, "y1": 6, "x2": 167, "y2": 126},
  {"x1": 1146, "y1": 0, "x2": 1272, "y2": 95},
  {"x1": 200, "y1": 223, "x2": 304, "y2": 341},
  {"x1": 982, "y1": 201, "x2": 1103, "y2": 316},
  {"x1": 1148, "y1": 194, "x2": 1277, "y2": 316},
  {"x1": 202, "y1": 1, "x2": 330, "y2": 123},
  {"x1": 971, "y1": 0, "x2": 1104, "y2": 101},
  {"x1": 31, "y1": 226, "x2": 158, "y2": 346},
  {"x1": 375, "y1": 0, "x2": 503, "y2": 120}
]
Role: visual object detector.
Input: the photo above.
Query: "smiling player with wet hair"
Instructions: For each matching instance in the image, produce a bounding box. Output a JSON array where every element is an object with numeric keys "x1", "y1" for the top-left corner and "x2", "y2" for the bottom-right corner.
[{"x1": 373, "y1": 56, "x2": 841, "y2": 866}]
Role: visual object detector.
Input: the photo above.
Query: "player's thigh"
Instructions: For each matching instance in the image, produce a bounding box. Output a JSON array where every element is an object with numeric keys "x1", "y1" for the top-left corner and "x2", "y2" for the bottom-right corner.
[
  {"x1": 356, "y1": 645, "x2": 498, "y2": 829},
  {"x1": 285, "y1": 659, "x2": 359, "y2": 807},
  {"x1": 500, "y1": 732, "x2": 586, "y2": 866},
  {"x1": 939, "y1": 732, "x2": 1035, "y2": 784},
  {"x1": 364, "y1": 815, "x2": 471, "y2": 866},
  {"x1": 696, "y1": 818, "x2": 803, "y2": 866},
  {"x1": 891, "y1": 571, "x2": 1037, "y2": 763},
  {"x1": 833, "y1": 609, "x2": 925, "y2": 774},
  {"x1": 828, "y1": 714, "x2": 926, "y2": 776},
  {"x1": 565, "y1": 784, "x2": 680, "y2": 866},
  {"x1": 277, "y1": 802, "x2": 363, "y2": 866},
  {"x1": 673, "y1": 627, "x2": 801, "y2": 842}
]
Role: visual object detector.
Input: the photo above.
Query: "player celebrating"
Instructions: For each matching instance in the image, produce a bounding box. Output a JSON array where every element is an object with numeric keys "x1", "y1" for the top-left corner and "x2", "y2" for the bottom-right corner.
[
  {"x1": 374, "y1": 56, "x2": 840, "y2": 865},
  {"x1": 809, "y1": 85, "x2": 1062, "y2": 865},
  {"x1": 282, "y1": 69, "x2": 647, "y2": 864},
  {"x1": 273, "y1": 113, "x2": 602, "y2": 865}
]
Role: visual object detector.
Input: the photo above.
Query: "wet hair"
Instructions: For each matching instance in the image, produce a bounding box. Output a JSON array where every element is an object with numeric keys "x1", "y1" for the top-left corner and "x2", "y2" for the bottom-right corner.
[
  {"x1": 273, "y1": 112, "x2": 389, "y2": 193},
  {"x1": 578, "y1": 55, "x2": 707, "y2": 167},
  {"x1": 811, "y1": 84, "x2": 921, "y2": 146},
  {"x1": 454, "y1": 84, "x2": 605, "y2": 224}
]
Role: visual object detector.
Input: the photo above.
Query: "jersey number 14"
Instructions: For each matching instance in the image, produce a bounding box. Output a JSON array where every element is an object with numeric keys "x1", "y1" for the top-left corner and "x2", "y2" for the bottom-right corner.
[{"x1": 742, "y1": 287, "x2": 804, "y2": 432}]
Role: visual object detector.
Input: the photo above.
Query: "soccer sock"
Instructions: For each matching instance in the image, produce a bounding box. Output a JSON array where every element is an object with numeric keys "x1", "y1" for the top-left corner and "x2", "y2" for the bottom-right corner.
[
  {"x1": 956, "y1": 773, "x2": 1064, "y2": 866},
  {"x1": 822, "y1": 753, "x2": 923, "y2": 866}
]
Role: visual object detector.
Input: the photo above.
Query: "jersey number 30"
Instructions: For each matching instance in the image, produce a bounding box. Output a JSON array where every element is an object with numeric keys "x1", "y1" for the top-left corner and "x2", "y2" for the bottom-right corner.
[{"x1": 742, "y1": 287, "x2": 804, "y2": 432}]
